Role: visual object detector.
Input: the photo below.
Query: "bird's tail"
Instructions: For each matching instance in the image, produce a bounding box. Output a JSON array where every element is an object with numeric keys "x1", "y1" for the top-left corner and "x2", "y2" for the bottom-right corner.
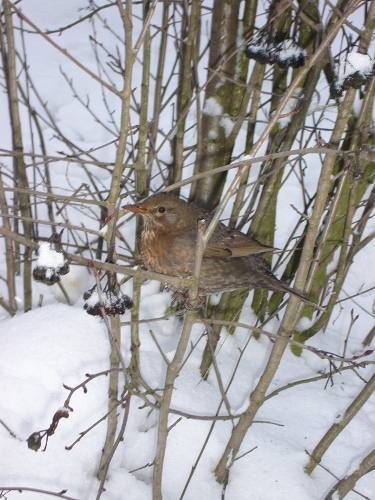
[
  {"x1": 280, "y1": 282, "x2": 324, "y2": 311},
  {"x1": 251, "y1": 258, "x2": 324, "y2": 311},
  {"x1": 243, "y1": 254, "x2": 324, "y2": 311}
]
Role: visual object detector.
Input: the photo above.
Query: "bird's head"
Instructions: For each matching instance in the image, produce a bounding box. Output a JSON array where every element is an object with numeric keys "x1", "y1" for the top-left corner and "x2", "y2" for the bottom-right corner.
[{"x1": 124, "y1": 193, "x2": 203, "y2": 231}]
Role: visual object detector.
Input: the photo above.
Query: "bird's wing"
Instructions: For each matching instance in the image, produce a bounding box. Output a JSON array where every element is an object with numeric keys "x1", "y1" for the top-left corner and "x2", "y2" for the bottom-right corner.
[{"x1": 204, "y1": 227, "x2": 276, "y2": 258}]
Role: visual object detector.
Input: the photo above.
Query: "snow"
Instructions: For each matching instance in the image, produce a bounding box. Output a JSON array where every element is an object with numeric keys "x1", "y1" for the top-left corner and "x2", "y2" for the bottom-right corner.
[
  {"x1": 36, "y1": 242, "x2": 67, "y2": 270},
  {"x1": 220, "y1": 116, "x2": 235, "y2": 138},
  {"x1": 337, "y1": 52, "x2": 374, "y2": 85},
  {"x1": 1, "y1": 2, "x2": 375, "y2": 500},
  {"x1": 99, "y1": 224, "x2": 108, "y2": 236},
  {"x1": 333, "y1": 51, "x2": 375, "y2": 96},
  {"x1": 202, "y1": 100, "x2": 234, "y2": 138},
  {"x1": 276, "y1": 88, "x2": 303, "y2": 129},
  {"x1": 296, "y1": 316, "x2": 315, "y2": 332},
  {"x1": 0, "y1": 305, "x2": 110, "y2": 497},
  {"x1": 276, "y1": 39, "x2": 307, "y2": 64},
  {"x1": 53, "y1": 266, "x2": 91, "y2": 305},
  {"x1": 202, "y1": 97, "x2": 223, "y2": 117},
  {"x1": 2, "y1": 302, "x2": 374, "y2": 499},
  {"x1": 208, "y1": 130, "x2": 218, "y2": 140}
]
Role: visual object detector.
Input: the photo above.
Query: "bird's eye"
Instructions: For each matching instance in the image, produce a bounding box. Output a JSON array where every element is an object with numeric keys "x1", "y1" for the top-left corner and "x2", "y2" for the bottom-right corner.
[{"x1": 158, "y1": 206, "x2": 166, "y2": 213}]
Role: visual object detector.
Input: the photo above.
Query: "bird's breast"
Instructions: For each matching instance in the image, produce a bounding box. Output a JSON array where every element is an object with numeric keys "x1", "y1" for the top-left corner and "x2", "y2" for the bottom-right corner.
[{"x1": 140, "y1": 226, "x2": 195, "y2": 277}]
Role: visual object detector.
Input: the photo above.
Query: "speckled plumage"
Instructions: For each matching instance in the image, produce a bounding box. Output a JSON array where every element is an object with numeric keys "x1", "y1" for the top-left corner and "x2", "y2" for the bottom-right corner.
[{"x1": 124, "y1": 193, "x2": 321, "y2": 309}]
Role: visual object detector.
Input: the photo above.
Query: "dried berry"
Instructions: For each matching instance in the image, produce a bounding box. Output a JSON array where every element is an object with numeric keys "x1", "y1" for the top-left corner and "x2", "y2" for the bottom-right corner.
[
  {"x1": 245, "y1": 34, "x2": 274, "y2": 65},
  {"x1": 83, "y1": 287, "x2": 95, "y2": 301},
  {"x1": 245, "y1": 35, "x2": 306, "y2": 69},
  {"x1": 33, "y1": 241, "x2": 69, "y2": 286},
  {"x1": 274, "y1": 39, "x2": 307, "y2": 69},
  {"x1": 27, "y1": 432, "x2": 42, "y2": 451},
  {"x1": 33, "y1": 266, "x2": 62, "y2": 285},
  {"x1": 83, "y1": 287, "x2": 133, "y2": 317},
  {"x1": 332, "y1": 52, "x2": 375, "y2": 97}
]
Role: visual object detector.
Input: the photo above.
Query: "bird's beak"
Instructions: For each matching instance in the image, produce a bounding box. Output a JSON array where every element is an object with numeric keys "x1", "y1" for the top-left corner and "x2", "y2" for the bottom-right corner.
[{"x1": 123, "y1": 203, "x2": 147, "y2": 215}]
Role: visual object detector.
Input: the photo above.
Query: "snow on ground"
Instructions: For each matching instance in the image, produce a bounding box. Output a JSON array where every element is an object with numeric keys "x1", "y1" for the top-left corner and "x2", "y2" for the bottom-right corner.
[{"x1": 1, "y1": 294, "x2": 375, "y2": 499}]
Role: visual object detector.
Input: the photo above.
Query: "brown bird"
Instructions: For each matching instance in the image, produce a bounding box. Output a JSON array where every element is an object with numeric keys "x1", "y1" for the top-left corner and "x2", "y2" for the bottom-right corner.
[{"x1": 124, "y1": 193, "x2": 321, "y2": 310}]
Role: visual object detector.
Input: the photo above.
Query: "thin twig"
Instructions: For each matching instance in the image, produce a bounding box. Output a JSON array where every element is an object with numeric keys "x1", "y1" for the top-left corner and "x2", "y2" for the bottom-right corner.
[
  {"x1": 7, "y1": 2, "x2": 121, "y2": 97},
  {"x1": 0, "y1": 487, "x2": 78, "y2": 500}
]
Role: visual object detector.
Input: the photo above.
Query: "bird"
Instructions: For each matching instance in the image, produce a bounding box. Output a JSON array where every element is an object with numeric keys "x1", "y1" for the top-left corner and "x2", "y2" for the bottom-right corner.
[{"x1": 124, "y1": 192, "x2": 321, "y2": 310}]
